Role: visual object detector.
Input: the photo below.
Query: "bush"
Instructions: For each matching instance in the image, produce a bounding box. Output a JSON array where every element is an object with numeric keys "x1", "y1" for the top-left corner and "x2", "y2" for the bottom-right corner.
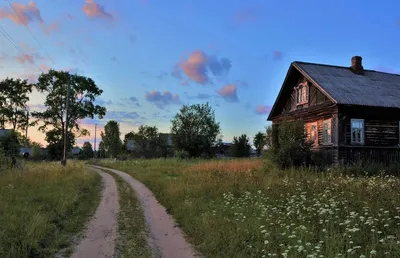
[
  {"x1": 174, "y1": 150, "x2": 190, "y2": 159},
  {"x1": 269, "y1": 120, "x2": 312, "y2": 169},
  {"x1": 0, "y1": 130, "x2": 20, "y2": 166}
]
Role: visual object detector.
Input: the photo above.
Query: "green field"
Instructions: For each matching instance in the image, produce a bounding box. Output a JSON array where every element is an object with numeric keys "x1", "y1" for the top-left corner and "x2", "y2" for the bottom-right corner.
[
  {"x1": 0, "y1": 161, "x2": 102, "y2": 258},
  {"x1": 97, "y1": 158, "x2": 400, "y2": 258}
]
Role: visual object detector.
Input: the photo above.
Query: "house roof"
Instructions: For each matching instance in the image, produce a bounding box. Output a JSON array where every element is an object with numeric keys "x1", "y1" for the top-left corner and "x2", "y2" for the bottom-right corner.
[{"x1": 268, "y1": 61, "x2": 400, "y2": 120}]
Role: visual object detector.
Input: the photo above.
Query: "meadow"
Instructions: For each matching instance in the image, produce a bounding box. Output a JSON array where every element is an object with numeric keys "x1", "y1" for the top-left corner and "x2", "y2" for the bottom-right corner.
[
  {"x1": 0, "y1": 161, "x2": 102, "y2": 258},
  {"x1": 97, "y1": 158, "x2": 400, "y2": 258}
]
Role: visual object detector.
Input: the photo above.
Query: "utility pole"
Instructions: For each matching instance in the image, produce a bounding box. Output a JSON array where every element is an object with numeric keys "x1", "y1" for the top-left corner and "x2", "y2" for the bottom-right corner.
[
  {"x1": 25, "y1": 110, "x2": 29, "y2": 147},
  {"x1": 94, "y1": 124, "x2": 97, "y2": 158},
  {"x1": 62, "y1": 76, "x2": 71, "y2": 166}
]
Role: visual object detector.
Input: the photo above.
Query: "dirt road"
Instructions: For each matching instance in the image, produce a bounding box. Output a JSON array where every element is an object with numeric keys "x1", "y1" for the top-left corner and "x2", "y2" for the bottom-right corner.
[
  {"x1": 90, "y1": 165, "x2": 200, "y2": 258},
  {"x1": 71, "y1": 168, "x2": 119, "y2": 258}
]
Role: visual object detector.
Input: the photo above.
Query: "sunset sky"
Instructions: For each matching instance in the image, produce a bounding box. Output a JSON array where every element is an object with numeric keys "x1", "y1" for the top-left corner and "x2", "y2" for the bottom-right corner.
[{"x1": 1, "y1": 0, "x2": 400, "y2": 148}]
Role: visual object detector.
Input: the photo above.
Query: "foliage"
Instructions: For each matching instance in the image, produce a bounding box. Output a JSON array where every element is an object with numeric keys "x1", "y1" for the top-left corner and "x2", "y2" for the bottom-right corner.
[
  {"x1": 231, "y1": 134, "x2": 251, "y2": 157},
  {"x1": 96, "y1": 158, "x2": 400, "y2": 258},
  {"x1": 45, "y1": 129, "x2": 75, "y2": 160},
  {"x1": 171, "y1": 103, "x2": 220, "y2": 158},
  {"x1": 32, "y1": 69, "x2": 106, "y2": 160},
  {"x1": 81, "y1": 141, "x2": 94, "y2": 159},
  {"x1": 31, "y1": 142, "x2": 42, "y2": 160},
  {"x1": 0, "y1": 129, "x2": 21, "y2": 165},
  {"x1": 269, "y1": 121, "x2": 312, "y2": 168},
  {"x1": 0, "y1": 78, "x2": 32, "y2": 130},
  {"x1": 174, "y1": 149, "x2": 190, "y2": 159},
  {"x1": 98, "y1": 141, "x2": 106, "y2": 158},
  {"x1": 0, "y1": 161, "x2": 101, "y2": 257},
  {"x1": 123, "y1": 125, "x2": 159, "y2": 152},
  {"x1": 101, "y1": 120, "x2": 122, "y2": 158},
  {"x1": 253, "y1": 131, "x2": 266, "y2": 157}
]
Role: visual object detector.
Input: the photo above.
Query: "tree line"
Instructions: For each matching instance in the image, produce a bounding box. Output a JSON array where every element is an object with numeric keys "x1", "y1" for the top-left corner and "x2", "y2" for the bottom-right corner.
[
  {"x1": 0, "y1": 70, "x2": 268, "y2": 163},
  {"x1": 98, "y1": 103, "x2": 267, "y2": 159},
  {"x1": 0, "y1": 69, "x2": 106, "y2": 162}
]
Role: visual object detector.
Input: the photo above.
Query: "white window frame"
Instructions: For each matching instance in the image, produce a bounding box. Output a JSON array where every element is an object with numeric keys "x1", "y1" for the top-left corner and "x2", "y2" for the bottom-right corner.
[
  {"x1": 308, "y1": 122, "x2": 318, "y2": 146},
  {"x1": 296, "y1": 83, "x2": 309, "y2": 105},
  {"x1": 322, "y1": 119, "x2": 332, "y2": 145},
  {"x1": 351, "y1": 119, "x2": 364, "y2": 145}
]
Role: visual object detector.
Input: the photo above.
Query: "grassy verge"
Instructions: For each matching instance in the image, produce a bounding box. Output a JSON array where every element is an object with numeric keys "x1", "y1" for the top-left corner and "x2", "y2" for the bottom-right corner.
[
  {"x1": 0, "y1": 161, "x2": 102, "y2": 258},
  {"x1": 106, "y1": 171, "x2": 152, "y2": 258},
  {"x1": 95, "y1": 158, "x2": 400, "y2": 258}
]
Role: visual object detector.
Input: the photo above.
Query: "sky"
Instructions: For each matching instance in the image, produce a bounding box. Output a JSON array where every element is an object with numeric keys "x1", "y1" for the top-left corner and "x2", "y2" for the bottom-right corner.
[{"x1": 1, "y1": 0, "x2": 400, "y2": 148}]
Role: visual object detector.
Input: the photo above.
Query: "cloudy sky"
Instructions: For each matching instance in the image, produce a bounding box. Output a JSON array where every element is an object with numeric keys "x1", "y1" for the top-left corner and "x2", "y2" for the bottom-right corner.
[{"x1": 1, "y1": 0, "x2": 400, "y2": 148}]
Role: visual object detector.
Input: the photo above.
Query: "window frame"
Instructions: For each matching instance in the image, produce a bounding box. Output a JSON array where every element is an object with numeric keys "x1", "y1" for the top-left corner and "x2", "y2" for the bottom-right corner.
[
  {"x1": 296, "y1": 82, "x2": 309, "y2": 105},
  {"x1": 322, "y1": 119, "x2": 332, "y2": 145},
  {"x1": 308, "y1": 122, "x2": 318, "y2": 146},
  {"x1": 350, "y1": 118, "x2": 365, "y2": 145}
]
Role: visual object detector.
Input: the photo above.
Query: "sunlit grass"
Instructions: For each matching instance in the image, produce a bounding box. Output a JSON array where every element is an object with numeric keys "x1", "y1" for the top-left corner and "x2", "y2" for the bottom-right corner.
[
  {"x1": 95, "y1": 158, "x2": 400, "y2": 258},
  {"x1": 0, "y1": 161, "x2": 102, "y2": 258}
]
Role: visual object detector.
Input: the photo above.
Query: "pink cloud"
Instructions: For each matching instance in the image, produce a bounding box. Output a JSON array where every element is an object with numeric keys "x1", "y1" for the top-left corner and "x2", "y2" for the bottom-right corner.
[
  {"x1": 82, "y1": 0, "x2": 113, "y2": 20},
  {"x1": 0, "y1": 1, "x2": 60, "y2": 35},
  {"x1": 216, "y1": 84, "x2": 239, "y2": 102},
  {"x1": 0, "y1": 0, "x2": 43, "y2": 26},
  {"x1": 15, "y1": 53, "x2": 34, "y2": 64},
  {"x1": 179, "y1": 50, "x2": 232, "y2": 84},
  {"x1": 180, "y1": 50, "x2": 208, "y2": 84},
  {"x1": 255, "y1": 104, "x2": 272, "y2": 115}
]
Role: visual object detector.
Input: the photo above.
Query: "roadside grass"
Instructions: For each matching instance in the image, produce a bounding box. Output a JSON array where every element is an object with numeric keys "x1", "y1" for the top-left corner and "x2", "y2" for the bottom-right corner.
[
  {"x1": 106, "y1": 170, "x2": 153, "y2": 258},
  {"x1": 96, "y1": 158, "x2": 400, "y2": 258},
  {"x1": 0, "y1": 161, "x2": 102, "y2": 258}
]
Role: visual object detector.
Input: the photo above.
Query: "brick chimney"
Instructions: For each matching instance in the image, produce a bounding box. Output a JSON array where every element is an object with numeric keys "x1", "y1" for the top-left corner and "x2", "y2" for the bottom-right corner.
[{"x1": 350, "y1": 56, "x2": 364, "y2": 75}]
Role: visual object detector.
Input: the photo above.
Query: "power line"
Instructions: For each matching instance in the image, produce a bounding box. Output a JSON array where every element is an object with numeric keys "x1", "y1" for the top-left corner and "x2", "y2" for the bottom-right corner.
[
  {"x1": 5, "y1": 0, "x2": 55, "y2": 64},
  {"x1": 0, "y1": 25, "x2": 44, "y2": 74}
]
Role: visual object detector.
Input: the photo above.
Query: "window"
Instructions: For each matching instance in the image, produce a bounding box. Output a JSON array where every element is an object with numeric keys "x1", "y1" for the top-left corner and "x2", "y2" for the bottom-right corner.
[
  {"x1": 296, "y1": 83, "x2": 308, "y2": 105},
  {"x1": 351, "y1": 119, "x2": 364, "y2": 144},
  {"x1": 308, "y1": 122, "x2": 318, "y2": 145},
  {"x1": 322, "y1": 119, "x2": 332, "y2": 144}
]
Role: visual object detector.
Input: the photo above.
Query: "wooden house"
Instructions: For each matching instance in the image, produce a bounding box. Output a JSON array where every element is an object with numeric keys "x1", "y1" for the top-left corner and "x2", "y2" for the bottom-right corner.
[{"x1": 267, "y1": 56, "x2": 400, "y2": 165}]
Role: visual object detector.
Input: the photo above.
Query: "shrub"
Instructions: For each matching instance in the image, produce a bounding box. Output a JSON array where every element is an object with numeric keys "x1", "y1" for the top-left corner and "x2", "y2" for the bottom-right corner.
[
  {"x1": 174, "y1": 150, "x2": 190, "y2": 159},
  {"x1": 269, "y1": 120, "x2": 312, "y2": 169}
]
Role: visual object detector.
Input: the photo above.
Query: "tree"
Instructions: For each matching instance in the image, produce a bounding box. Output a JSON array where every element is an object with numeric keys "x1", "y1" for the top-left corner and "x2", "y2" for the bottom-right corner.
[
  {"x1": 98, "y1": 141, "x2": 106, "y2": 158},
  {"x1": 171, "y1": 103, "x2": 220, "y2": 158},
  {"x1": 136, "y1": 125, "x2": 159, "y2": 151},
  {"x1": 81, "y1": 141, "x2": 94, "y2": 159},
  {"x1": 101, "y1": 120, "x2": 122, "y2": 158},
  {"x1": 253, "y1": 131, "x2": 266, "y2": 157},
  {"x1": 0, "y1": 129, "x2": 21, "y2": 166},
  {"x1": 232, "y1": 134, "x2": 251, "y2": 157},
  {"x1": 32, "y1": 69, "x2": 106, "y2": 160},
  {"x1": 0, "y1": 78, "x2": 32, "y2": 130}
]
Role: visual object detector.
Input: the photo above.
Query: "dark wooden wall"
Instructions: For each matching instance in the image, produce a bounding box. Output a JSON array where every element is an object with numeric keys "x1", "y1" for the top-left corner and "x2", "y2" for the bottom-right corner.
[
  {"x1": 337, "y1": 105, "x2": 400, "y2": 164},
  {"x1": 338, "y1": 105, "x2": 400, "y2": 147}
]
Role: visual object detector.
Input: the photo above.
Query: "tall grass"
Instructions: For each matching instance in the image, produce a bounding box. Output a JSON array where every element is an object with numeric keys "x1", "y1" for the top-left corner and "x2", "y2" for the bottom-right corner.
[
  {"x1": 0, "y1": 161, "x2": 102, "y2": 258},
  {"x1": 96, "y1": 158, "x2": 400, "y2": 258}
]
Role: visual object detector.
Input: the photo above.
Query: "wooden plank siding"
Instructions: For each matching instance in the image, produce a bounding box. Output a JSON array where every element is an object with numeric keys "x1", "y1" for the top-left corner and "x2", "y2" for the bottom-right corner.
[
  {"x1": 271, "y1": 79, "x2": 339, "y2": 164},
  {"x1": 337, "y1": 105, "x2": 400, "y2": 164}
]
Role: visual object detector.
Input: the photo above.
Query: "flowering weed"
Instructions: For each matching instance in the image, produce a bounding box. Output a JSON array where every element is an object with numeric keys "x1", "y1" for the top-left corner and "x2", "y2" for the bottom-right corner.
[{"x1": 97, "y1": 158, "x2": 400, "y2": 258}]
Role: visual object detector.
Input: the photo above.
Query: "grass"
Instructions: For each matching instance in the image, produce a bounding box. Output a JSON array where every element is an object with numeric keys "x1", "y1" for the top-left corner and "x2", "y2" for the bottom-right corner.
[
  {"x1": 107, "y1": 170, "x2": 153, "y2": 258},
  {"x1": 0, "y1": 161, "x2": 102, "y2": 258},
  {"x1": 95, "y1": 157, "x2": 400, "y2": 258}
]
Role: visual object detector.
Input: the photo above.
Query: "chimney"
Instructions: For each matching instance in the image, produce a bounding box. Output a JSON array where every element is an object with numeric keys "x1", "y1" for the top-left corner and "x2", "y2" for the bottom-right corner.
[{"x1": 350, "y1": 56, "x2": 364, "y2": 75}]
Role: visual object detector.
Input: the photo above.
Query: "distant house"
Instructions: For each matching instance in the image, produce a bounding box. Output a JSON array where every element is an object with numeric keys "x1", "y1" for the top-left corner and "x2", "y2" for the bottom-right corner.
[
  {"x1": 268, "y1": 56, "x2": 400, "y2": 165},
  {"x1": 213, "y1": 142, "x2": 233, "y2": 157}
]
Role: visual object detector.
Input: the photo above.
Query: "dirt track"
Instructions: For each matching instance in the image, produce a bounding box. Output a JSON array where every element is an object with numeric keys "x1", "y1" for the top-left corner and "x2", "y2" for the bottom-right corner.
[
  {"x1": 90, "y1": 165, "x2": 200, "y2": 258},
  {"x1": 71, "y1": 168, "x2": 119, "y2": 258}
]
